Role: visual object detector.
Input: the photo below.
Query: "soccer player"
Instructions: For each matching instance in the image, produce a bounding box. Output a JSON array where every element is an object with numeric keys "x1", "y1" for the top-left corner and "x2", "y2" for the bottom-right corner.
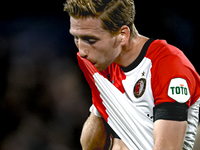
[{"x1": 64, "y1": 0, "x2": 200, "y2": 149}]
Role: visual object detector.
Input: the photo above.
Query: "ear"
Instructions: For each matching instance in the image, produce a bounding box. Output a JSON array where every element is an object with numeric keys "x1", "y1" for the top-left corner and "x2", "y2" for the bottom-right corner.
[{"x1": 119, "y1": 25, "x2": 130, "y2": 46}]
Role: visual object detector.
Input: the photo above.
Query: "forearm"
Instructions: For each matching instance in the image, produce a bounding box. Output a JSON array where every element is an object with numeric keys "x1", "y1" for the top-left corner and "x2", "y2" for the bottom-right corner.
[{"x1": 80, "y1": 110, "x2": 109, "y2": 150}]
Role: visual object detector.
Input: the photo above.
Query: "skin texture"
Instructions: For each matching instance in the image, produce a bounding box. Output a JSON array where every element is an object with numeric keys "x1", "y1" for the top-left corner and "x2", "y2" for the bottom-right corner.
[
  {"x1": 80, "y1": 111, "x2": 109, "y2": 150},
  {"x1": 69, "y1": 16, "x2": 147, "y2": 71},
  {"x1": 70, "y1": 16, "x2": 187, "y2": 150},
  {"x1": 153, "y1": 120, "x2": 187, "y2": 150},
  {"x1": 70, "y1": 17, "x2": 122, "y2": 71}
]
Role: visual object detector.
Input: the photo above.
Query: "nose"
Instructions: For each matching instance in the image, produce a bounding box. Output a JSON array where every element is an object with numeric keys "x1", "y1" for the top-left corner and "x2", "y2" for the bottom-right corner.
[
  {"x1": 76, "y1": 39, "x2": 88, "y2": 58},
  {"x1": 79, "y1": 49, "x2": 88, "y2": 58}
]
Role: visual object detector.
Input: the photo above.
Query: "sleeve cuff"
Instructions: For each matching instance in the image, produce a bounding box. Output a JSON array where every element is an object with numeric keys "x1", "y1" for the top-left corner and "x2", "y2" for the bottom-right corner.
[{"x1": 89, "y1": 104, "x2": 102, "y2": 117}]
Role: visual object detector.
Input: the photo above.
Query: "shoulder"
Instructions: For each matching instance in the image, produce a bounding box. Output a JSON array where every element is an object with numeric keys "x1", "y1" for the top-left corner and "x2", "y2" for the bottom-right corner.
[
  {"x1": 146, "y1": 39, "x2": 189, "y2": 64},
  {"x1": 146, "y1": 39, "x2": 196, "y2": 75},
  {"x1": 146, "y1": 39, "x2": 200, "y2": 106}
]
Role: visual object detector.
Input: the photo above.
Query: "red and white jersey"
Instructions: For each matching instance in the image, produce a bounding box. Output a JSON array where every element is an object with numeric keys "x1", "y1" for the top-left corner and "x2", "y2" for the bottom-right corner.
[
  {"x1": 79, "y1": 38, "x2": 200, "y2": 149},
  {"x1": 94, "y1": 39, "x2": 200, "y2": 149},
  {"x1": 101, "y1": 39, "x2": 199, "y2": 110}
]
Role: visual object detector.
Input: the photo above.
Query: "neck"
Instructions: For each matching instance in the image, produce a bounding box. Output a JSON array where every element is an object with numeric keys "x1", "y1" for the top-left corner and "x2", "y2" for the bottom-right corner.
[{"x1": 114, "y1": 34, "x2": 149, "y2": 67}]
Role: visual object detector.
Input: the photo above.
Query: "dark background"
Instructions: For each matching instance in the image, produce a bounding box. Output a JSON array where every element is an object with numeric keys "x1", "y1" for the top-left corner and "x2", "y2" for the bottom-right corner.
[{"x1": 0, "y1": 0, "x2": 199, "y2": 149}]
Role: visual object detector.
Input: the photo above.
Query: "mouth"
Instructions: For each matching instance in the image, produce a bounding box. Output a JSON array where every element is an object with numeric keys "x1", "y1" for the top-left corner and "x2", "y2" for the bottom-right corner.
[
  {"x1": 83, "y1": 57, "x2": 96, "y2": 65},
  {"x1": 89, "y1": 60, "x2": 96, "y2": 65}
]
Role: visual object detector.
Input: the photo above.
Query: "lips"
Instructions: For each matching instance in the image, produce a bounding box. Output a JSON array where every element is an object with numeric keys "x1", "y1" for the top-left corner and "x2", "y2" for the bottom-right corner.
[
  {"x1": 85, "y1": 58, "x2": 96, "y2": 66},
  {"x1": 88, "y1": 60, "x2": 96, "y2": 65}
]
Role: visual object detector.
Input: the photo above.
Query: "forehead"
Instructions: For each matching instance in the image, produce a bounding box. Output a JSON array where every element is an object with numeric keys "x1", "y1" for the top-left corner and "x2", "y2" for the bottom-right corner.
[{"x1": 69, "y1": 17, "x2": 108, "y2": 36}]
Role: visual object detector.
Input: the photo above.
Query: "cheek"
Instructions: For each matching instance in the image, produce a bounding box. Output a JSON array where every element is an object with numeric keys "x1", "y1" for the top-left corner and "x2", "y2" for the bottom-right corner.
[
  {"x1": 104, "y1": 40, "x2": 121, "y2": 59},
  {"x1": 91, "y1": 36, "x2": 121, "y2": 63},
  {"x1": 98, "y1": 45, "x2": 120, "y2": 65}
]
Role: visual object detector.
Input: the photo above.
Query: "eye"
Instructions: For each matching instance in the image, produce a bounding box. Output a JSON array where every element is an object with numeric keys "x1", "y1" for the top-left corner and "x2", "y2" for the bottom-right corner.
[
  {"x1": 82, "y1": 37, "x2": 98, "y2": 45},
  {"x1": 87, "y1": 39, "x2": 98, "y2": 44}
]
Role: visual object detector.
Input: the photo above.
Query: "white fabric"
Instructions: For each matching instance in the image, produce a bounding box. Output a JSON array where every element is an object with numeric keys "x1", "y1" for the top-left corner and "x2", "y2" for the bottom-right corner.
[
  {"x1": 89, "y1": 104, "x2": 102, "y2": 117},
  {"x1": 93, "y1": 72, "x2": 154, "y2": 149},
  {"x1": 183, "y1": 98, "x2": 200, "y2": 150}
]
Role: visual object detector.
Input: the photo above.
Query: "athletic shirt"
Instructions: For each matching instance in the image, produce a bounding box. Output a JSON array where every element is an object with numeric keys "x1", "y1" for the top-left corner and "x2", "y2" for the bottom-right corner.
[{"x1": 96, "y1": 38, "x2": 200, "y2": 149}]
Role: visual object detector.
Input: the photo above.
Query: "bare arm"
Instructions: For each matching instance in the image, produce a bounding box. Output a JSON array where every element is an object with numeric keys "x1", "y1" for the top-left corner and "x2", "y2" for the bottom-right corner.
[
  {"x1": 80, "y1": 110, "x2": 109, "y2": 150},
  {"x1": 153, "y1": 120, "x2": 187, "y2": 150}
]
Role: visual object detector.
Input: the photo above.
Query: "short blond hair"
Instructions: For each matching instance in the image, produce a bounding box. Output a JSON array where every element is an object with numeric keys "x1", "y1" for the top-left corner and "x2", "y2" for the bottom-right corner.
[{"x1": 64, "y1": 0, "x2": 138, "y2": 37}]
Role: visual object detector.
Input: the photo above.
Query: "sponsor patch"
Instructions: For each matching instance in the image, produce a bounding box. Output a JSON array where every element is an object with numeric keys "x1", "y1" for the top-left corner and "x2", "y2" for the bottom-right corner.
[{"x1": 167, "y1": 78, "x2": 191, "y2": 103}]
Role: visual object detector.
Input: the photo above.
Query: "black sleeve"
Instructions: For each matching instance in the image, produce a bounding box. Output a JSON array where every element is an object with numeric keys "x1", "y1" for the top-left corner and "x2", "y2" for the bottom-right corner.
[{"x1": 153, "y1": 102, "x2": 188, "y2": 122}]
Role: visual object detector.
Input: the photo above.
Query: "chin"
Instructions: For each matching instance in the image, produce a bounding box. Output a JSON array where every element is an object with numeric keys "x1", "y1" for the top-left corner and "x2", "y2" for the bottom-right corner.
[
  {"x1": 96, "y1": 67, "x2": 103, "y2": 72},
  {"x1": 95, "y1": 65, "x2": 108, "y2": 72}
]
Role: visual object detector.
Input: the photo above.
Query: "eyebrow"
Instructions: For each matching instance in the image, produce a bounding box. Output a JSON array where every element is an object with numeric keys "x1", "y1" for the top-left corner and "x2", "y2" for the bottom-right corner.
[{"x1": 69, "y1": 30, "x2": 100, "y2": 39}]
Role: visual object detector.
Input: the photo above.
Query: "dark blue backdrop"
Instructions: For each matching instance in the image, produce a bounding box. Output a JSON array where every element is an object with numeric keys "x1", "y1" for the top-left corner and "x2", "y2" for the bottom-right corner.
[{"x1": 0, "y1": 0, "x2": 199, "y2": 149}]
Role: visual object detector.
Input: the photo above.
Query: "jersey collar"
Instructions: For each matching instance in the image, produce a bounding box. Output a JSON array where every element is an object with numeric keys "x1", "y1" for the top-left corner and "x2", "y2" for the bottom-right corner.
[{"x1": 120, "y1": 38, "x2": 155, "y2": 73}]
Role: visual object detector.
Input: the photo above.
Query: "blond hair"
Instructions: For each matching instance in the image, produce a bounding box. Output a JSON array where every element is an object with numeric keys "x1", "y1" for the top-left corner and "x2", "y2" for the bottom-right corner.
[{"x1": 64, "y1": 0, "x2": 138, "y2": 37}]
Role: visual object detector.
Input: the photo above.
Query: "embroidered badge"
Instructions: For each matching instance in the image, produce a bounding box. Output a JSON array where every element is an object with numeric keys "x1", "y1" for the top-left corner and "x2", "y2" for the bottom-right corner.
[{"x1": 134, "y1": 78, "x2": 146, "y2": 98}]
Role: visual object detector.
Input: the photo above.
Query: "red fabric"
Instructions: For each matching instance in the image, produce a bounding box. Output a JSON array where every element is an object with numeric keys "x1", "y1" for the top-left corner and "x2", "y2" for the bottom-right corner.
[
  {"x1": 77, "y1": 53, "x2": 108, "y2": 121},
  {"x1": 146, "y1": 40, "x2": 200, "y2": 107},
  {"x1": 101, "y1": 63, "x2": 126, "y2": 93},
  {"x1": 77, "y1": 39, "x2": 200, "y2": 120}
]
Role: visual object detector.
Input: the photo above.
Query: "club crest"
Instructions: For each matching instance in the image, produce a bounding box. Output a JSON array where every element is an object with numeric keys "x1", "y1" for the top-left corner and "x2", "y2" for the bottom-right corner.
[{"x1": 134, "y1": 78, "x2": 146, "y2": 98}]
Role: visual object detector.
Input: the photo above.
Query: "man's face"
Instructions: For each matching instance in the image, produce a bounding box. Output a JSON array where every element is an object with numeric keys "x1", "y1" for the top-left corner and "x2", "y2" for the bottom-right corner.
[{"x1": 69, "y1": 16, "x2": 122, "y2": 71}]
